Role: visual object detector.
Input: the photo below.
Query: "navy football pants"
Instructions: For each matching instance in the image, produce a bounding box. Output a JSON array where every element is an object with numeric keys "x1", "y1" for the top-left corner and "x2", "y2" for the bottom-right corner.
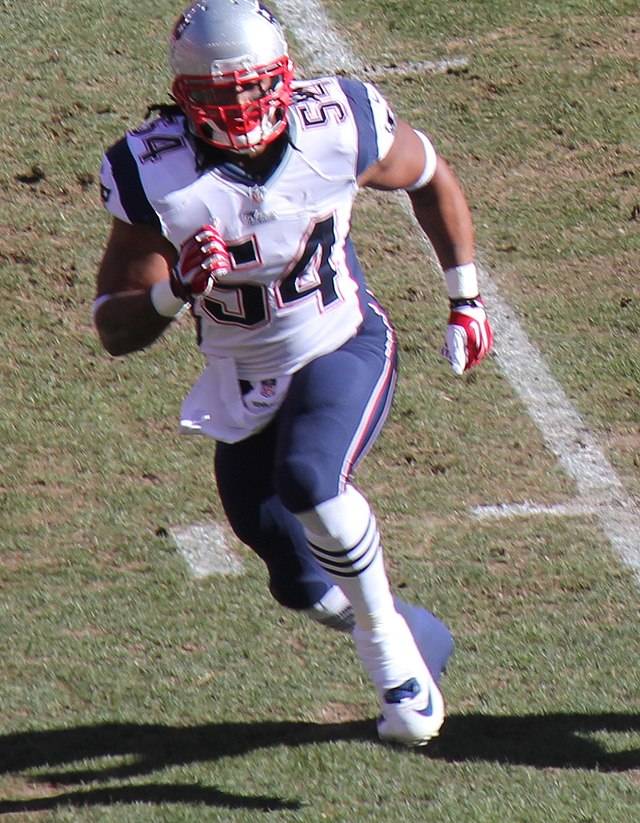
[{"x1": 214, "y1": 298, "x2": 397, "y2": 609}]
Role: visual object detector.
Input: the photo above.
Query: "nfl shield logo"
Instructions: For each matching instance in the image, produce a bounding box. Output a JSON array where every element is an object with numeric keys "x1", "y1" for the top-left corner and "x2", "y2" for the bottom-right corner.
[{"x1": 259, "y1": 379, "x2": 277, "y2": 398}]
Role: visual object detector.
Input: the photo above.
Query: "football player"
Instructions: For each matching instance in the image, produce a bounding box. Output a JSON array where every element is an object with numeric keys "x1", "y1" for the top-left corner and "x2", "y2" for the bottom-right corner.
[{"x1": 94, "y1": 0, "x2": 493, "y2": 746}]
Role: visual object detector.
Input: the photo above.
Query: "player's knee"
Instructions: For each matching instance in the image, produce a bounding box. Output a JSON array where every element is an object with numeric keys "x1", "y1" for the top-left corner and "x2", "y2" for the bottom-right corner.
[
  {"x1": 274, "y1": 455, "x2": 330, "y2": 513},
  {"x1": 295, "y1": 485, "x2": 372, "y2": 548}
]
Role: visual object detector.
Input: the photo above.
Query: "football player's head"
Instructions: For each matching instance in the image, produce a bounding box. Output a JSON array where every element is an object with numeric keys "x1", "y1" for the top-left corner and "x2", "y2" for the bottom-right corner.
[{"x1": 170, "y1": 0, "x2": 294, "y2": 154}]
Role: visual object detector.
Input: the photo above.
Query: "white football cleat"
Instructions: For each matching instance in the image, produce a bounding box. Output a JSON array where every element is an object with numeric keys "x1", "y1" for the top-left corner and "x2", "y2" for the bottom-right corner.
[
  {"x1": 353, "y1": 612, "x2": 446, "y2": 747},
  {"x1": 377, "y1": 672, "x2": 445, "y2": 747},
  {"x1": 304, "y1": 589, "x2": 455, "y2": 682}
]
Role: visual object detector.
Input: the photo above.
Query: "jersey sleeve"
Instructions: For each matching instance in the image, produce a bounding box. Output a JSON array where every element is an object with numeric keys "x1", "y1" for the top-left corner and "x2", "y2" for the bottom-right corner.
[
  {"x1": 99, "y1": 135, "x2": 162, "y2": 232},
  {"x1": 337, "y1": 78, "x2": 398, "y2": 177}
]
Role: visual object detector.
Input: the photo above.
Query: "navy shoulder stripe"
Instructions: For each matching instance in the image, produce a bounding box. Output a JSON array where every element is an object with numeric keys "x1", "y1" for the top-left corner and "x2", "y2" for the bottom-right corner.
[
  {"x1": 105, "y1": 137, "x2": 161, "y2": 232},
  {"x1": 337, "y1": 77, "x2": 378, "y2": 177}
]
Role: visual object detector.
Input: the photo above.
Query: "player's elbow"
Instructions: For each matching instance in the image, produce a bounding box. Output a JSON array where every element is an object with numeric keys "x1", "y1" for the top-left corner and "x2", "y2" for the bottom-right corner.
[
  {"x1": 95, "y1": 315, "x2": 172, "y2": 357},
  {"x1": 96, "y1": 325, "x2": 137, "y2": 357},
  {"x1": 93, "y1": 312, "x2": 145, "y2": 356},
  {"x1": 93, "y1": 293, "x2": 171, "y2": 356}
]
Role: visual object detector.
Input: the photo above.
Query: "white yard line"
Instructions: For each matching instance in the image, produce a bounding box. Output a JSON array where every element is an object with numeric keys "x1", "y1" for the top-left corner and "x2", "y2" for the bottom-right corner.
[
  {"x1": 476, "y1": 275, "x2": 640, "y2": 575},
  {"x1": 170, "y1": 522, "x2": 245, "y2": 578},
  {"x1": 277, "y1": 0, "x2": 467, "y2": 77},
  {"x1": 273, "y1": 0, "x2": 640, "y2": 583}
]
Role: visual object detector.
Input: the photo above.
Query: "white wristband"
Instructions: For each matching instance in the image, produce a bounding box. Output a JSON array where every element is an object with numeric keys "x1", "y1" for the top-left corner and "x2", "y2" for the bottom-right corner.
[
  {"x1": 443, "y1": 263, "x2": 479, "y2": 299},
  {"x1": 150, "y1": 279, "x2": 188, "y2": 318}
]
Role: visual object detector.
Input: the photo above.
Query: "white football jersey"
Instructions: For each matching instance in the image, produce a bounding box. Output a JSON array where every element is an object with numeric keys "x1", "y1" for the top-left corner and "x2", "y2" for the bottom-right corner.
[{"x1": 100, "y1": 76, "x2": 399, "y2": 380}]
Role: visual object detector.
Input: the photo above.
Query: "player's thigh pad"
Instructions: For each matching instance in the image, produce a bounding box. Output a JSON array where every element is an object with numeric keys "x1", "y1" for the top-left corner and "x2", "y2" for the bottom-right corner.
[{"x1": 274, "y1": 318, "x2": 396, "y2": 512}]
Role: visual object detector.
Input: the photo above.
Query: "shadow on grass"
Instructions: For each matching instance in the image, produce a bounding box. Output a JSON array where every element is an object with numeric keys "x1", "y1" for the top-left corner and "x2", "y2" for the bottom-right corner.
[{"x1": 0, "y1": 712, "x2": 638, "y2": 813}]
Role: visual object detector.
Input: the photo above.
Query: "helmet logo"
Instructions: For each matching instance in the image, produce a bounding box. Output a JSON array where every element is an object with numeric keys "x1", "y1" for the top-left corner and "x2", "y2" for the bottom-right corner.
[
  {"x1": 173, "y1": 2, "x2": 209, "y2": 41},
  {"x1": 257, "y1": 3, "x2": 277, "y2": 24}
]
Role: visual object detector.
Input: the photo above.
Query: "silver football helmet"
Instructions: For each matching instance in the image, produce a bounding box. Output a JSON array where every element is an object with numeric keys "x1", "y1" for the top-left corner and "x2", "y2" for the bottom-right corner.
[{"x1": 170, "y1": 0, "x2": 295, "y2": 153}]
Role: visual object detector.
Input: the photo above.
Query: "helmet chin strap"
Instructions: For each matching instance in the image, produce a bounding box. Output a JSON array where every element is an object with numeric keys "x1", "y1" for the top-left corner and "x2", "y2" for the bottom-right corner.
[{"x1": 191, "y1": 108, "x2": 285, "y2": 156}]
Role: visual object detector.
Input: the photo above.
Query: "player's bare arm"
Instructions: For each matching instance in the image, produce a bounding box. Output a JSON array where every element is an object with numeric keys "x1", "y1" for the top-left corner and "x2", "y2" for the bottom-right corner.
[
  {"x1": 406, "y1": 161, "x2": 476, "y2": 272},
  {"x1": 358, "y1": 118, "x2": 427, "y2": 191},
  {"x1": 95, "y1": 218, "x2": 180, "y2": 356},
  {"x1": 359, "y1": 116, "x2": 492, "y2": 373},
  {"x1": 359, "y1": 118, "x2": 475, "y2": 270}
]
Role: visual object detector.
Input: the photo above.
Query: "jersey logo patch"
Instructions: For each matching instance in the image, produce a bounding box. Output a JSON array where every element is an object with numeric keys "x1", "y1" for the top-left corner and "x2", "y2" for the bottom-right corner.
[{"x1": 241, "y1": 209, "x2": 276, "y2": 226}]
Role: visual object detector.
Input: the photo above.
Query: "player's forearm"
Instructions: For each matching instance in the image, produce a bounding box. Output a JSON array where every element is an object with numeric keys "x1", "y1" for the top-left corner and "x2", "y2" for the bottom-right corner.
[
  {"x1": 408, "y1": 161, "x2": 475, "y2": 270},
  {"x1": 411, "y1": 197, "x2": 475, "y2": 270},
  {"x1": 93, "y1": 290, "x2": 175, "y2": 356}
]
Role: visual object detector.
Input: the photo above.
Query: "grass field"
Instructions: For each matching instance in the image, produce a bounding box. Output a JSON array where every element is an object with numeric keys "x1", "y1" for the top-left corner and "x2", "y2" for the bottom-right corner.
[{"x1": 1, "y1": 1, "x2": 638, "y2": 820}]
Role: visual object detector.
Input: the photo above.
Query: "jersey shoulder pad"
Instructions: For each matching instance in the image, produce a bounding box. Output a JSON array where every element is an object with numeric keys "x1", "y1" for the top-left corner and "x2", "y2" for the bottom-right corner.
[
  {"x1": 339, "y1": 77, "x2": 397, "y2": 173},
  {"x1": 99, "y1": 114, "x2": 195, "y2": 230}
]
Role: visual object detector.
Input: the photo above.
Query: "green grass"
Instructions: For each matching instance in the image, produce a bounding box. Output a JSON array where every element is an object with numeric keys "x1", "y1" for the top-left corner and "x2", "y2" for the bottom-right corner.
[{"x1": 1, "y1": 1, "x2": 639, "y2": 820}]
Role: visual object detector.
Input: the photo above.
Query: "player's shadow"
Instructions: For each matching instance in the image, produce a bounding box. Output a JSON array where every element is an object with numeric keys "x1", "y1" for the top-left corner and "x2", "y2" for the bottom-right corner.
[{"x1": 0, "y1": 711, "x2": 638, "y2": 814}]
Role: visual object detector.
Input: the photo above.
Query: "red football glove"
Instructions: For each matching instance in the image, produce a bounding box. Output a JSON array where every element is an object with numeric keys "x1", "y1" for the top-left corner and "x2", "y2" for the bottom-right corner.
[
  {"x1": 441, "y1": 296, "x2": 493, "y2": 375},
  {"x1": 170, "y1": 224, "x2": 230, "y2": 303}
]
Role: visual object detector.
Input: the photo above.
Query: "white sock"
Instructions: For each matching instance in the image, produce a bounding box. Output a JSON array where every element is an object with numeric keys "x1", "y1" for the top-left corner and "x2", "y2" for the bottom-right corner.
[
  {"x1": 296, "y1": 486, "x2": 426, "y2": 691},
  {"x1": 296, "y1": 485, "x2": 396, "y2": 631},
  {"x1": 303, "y1": 585, "x2": 354, "y2": 631}
]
